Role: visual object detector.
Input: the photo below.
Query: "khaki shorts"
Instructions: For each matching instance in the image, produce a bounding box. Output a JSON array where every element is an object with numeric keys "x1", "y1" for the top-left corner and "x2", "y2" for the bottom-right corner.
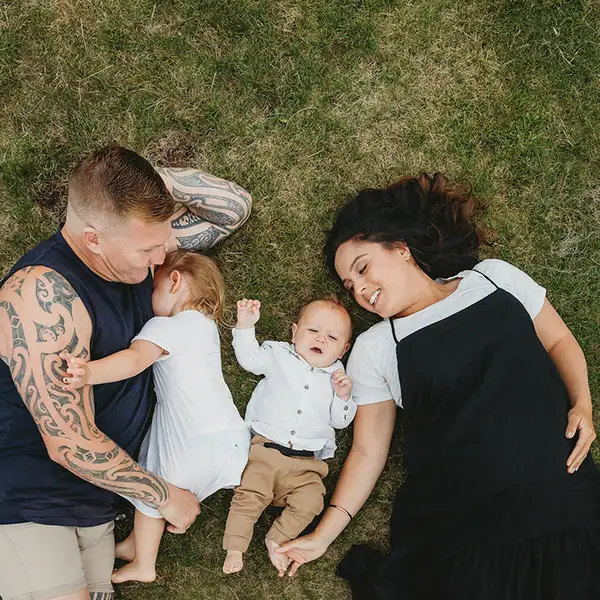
[{"x1": 0, "y1": 521, "x2": 115, "y2": 600}]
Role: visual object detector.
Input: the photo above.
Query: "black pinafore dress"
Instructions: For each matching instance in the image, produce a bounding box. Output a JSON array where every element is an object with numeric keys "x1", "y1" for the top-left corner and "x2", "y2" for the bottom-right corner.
[{"x1": 339, "y1": 271, "x2": 600, "y2": 600}]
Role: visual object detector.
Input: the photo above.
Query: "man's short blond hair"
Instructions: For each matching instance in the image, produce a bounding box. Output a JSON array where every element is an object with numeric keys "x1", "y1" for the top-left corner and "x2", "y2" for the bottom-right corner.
[{"x1": 68, "y1": 145, "x2": 175, "y2": 224}]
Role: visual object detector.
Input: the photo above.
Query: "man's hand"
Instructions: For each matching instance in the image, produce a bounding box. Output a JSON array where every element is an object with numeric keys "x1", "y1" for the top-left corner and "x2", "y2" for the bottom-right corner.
[
  {"x1": 331, "y1": 369, "x2": 353, "y2": 401},
  {"x1": 158, "y1": 484, "x2": 201, "y2": 533},
  {"x1": 60, "y1": 351, "x2": 91, "y2": 389},
  {"x1": 236, "y1": 299, "x2": 261, "y2": 329}
]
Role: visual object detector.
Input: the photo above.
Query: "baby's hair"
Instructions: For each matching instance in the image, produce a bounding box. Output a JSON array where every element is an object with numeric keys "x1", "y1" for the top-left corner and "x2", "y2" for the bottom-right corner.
[
  {"x1": 297, "y1": 294, "x2": 353, "y2": 340},
  {"x1": 159, "y1": 250, "x2": 226, "y2": 325}
]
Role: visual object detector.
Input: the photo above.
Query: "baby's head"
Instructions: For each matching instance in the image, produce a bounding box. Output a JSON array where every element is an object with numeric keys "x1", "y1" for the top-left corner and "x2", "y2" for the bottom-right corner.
[
  {"x1": 152, "y1": 250, "x2": 225, "y2": 323},
  {"x1": 291, "y1": 297, "x2": 352, "y2": 368}
]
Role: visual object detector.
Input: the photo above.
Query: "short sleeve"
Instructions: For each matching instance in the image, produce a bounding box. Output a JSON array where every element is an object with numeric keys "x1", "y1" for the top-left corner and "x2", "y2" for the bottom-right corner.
[
  {"x1": 347, "y1": 337, "x2": 397, "y2": 406},
  {"x1": 479, "y1": 259, "x2": 546, "y2": 319},
  {"x1": 132, "y1": 316, "x2": 179, "y2": 359}
]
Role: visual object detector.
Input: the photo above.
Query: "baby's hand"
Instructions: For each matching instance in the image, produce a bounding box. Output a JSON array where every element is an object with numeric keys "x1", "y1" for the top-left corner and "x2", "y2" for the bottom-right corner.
[
  {"x1": 331, "y1": 369, "x2": 352, "y2": 401},
  {"x1": 236, "y1": 299, "x2": 261, "y2": 329},
  {"x1": 60, "y1": 352, "x2": 91, "y2": 389}
]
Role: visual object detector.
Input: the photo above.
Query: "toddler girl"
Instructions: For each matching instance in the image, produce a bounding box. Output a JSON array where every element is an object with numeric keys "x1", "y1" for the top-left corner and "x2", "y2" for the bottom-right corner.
[{"x1": 62, "y1": 250, "x2": 250, "y2": 584}]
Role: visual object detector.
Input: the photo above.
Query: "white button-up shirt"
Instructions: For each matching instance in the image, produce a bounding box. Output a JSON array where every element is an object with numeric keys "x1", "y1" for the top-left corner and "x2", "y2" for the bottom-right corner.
[{"x1": 233, "y1": 327, "x2": 357, "y2": 459}]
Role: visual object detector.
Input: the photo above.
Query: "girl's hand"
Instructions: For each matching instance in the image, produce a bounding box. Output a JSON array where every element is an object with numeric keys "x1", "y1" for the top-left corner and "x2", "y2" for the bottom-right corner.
[
  {"x1": 566, "y1": 406, "x2": 597, "y2": 473},
  {"x1": 331, "y1": 369, "x2": 353, "y2": 401},
  {"x1": 275, "y1": 532, "x2": 331, "y2": 577},
  {"x1": 60, "y1": 352, "x2": 91, "y2": 389},
  {"x1": 236, "y1": 299, "x2": 261, "y2": 329}
]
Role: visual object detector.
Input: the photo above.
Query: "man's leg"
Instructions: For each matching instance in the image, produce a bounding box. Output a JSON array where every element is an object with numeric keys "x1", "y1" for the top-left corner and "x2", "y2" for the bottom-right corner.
[
  {"x1": 157, "y1": 167, "x2": 252, "y2": 251},
  {"x1": 0, "y1": 522, "x2": 88, "y2": 600},
  {"x1": 77, "y1": 522, "x2": 115, "y2": 600}
]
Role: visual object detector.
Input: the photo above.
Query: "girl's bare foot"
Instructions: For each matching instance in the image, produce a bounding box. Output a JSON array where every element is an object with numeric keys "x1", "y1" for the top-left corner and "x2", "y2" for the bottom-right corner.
[
  {"x1": 223, "y1": 549, "x2": 244, "y2": 574},
  {"x1": 265, "y1": 538, "x2": 290, "y2": 577},
  {"x1": 115, "y1": 536, "x2": 136, "y2": 562},
  {"x1": 111, "y1": 561, "x2": 156, "y2": 584}
]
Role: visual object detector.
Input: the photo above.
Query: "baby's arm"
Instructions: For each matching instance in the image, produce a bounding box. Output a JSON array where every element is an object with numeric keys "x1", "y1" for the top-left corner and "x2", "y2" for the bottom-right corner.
[
  {"x1": 232, "y1": 299, "x2": 274, "y2": 376},
  {"x1": 61, "y1": 340, "x2": 165, "y2": 388},
  {"x1": 329, "y1": 369, "x2": 357, "y2": 429}
]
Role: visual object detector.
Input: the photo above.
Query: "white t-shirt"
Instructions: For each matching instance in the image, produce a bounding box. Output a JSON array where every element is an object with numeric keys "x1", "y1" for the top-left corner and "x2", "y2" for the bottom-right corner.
[{"x1": 347, "y1": 260, "x2": 547, "y2": 408}]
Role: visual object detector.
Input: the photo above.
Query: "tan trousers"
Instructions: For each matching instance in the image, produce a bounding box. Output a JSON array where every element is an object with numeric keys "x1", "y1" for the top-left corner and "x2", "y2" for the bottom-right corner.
[
  {"x1": 0, "y1": 521, "x2": 115, "y2": 600},
  {"x1": 223, "y1": 435, "x2": 329, "y2": 552}
]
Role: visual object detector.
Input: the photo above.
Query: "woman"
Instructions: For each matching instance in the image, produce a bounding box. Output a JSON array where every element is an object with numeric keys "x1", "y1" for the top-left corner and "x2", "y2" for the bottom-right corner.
[{"x1": 277, "y1": 173, "x2": 600, "y2": 599}]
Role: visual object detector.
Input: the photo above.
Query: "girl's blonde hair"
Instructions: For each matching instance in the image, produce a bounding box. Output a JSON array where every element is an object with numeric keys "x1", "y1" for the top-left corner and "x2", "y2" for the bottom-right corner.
[{"x1": 160, "y1": 250, "x2": 226, "y2": 325}]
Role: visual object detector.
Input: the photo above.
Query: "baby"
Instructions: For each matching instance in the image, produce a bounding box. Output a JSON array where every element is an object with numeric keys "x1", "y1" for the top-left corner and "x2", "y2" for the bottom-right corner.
[{"x1": 223, "y1": 297, "x2": 357, "y2": 575}]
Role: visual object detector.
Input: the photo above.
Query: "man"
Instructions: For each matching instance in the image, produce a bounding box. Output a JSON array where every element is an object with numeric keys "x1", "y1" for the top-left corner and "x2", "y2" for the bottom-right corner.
[{"x1": 0, "y1": 146, "x2": 252, "y2": 600}]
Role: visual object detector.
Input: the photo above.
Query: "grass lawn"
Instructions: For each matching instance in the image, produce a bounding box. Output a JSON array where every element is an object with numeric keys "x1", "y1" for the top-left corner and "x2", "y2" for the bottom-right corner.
[{"x1": 1, "y1": 0, "x2": 599, "y2": 598}]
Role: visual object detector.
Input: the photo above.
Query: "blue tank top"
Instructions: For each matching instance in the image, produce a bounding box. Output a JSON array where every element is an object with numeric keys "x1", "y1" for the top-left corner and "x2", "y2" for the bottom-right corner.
[{"x1": 0, "y1": 230, "x2": 155, "y2": 526}]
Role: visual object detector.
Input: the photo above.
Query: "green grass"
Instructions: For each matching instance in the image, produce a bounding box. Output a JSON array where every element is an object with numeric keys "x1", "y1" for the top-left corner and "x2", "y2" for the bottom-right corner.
[{"x1": 2, "y1": 0, "x2": 600, "y2": 598}]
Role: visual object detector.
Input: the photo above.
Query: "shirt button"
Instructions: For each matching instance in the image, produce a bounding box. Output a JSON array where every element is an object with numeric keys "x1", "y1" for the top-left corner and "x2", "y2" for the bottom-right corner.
[
  {"x1": 310, "y1": 367, "x2": 314, "y2": 372},
  {"x1": 291, "y1": 430, "x2": 296, "y2": 435},
  {"x1": 344, "y1": 405, "x2": 349, "y2": 411},
  {"x1": 304, "y1": 384, "x2": 309, "y2": 390},
  {"x1": 297, "y1": 409, "x2": 302, "y2": 414}
]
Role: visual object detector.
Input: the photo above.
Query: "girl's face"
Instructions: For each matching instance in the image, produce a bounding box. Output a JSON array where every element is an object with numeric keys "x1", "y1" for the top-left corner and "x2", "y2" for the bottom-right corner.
[
  {"x1": 334, "y1": 239, "x2": 416, "y2": 319},
  {"x1": 152, "y1": 267, "x2": 185, "y2": 317}
]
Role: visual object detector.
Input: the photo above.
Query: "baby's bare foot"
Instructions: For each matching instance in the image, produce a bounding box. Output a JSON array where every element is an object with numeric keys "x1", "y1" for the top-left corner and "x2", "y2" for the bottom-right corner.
[
  {"x1": 223, "y1": 550, "x2": 244, "y2": 574},
  {"x1": 265, "y1": 537, "x2": 290, "y2": 577},
  {"x1": 111, "y1": 561, "x2": 156, "y2": 584},
  {"x1": 115, "y1": 537, "x2": 136, "y2": 562}
]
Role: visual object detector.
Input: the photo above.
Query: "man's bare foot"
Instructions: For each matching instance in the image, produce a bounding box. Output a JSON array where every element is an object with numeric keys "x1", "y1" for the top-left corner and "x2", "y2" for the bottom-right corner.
[
  {"x1": 111, "y1": 561, "x2": 156, "y2": 584},
  {"x1": 265, "y1": 537, "x2": 290, "y2": 577},
  {"x1": 223, "y1": 550, "x2": 244, "y2": 574},
  {"x1": 115, "y1": 536, "x2": 136, "y2": 562}
]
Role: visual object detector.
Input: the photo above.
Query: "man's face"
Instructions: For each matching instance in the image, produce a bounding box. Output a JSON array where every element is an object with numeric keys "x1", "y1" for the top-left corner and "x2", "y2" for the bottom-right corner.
[{"x1": 95, "y1": 217, "x2": 171, "y2": 284}]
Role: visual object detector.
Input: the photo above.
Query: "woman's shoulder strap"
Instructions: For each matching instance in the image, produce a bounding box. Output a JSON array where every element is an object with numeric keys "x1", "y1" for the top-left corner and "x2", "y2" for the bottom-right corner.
[{"x1": 471, "y1": 267, "x2": 500, "y2": 289}]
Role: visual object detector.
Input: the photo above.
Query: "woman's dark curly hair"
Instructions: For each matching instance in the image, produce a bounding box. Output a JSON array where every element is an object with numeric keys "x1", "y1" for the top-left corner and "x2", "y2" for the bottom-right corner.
[{"x1": 324, "y1": 173, "x2": 488, "y2": 282}]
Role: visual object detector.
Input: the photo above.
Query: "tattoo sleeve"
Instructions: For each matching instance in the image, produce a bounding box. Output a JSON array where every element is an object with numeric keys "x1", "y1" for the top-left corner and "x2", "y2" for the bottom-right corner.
[
  {"x1": 156, "y1": 167, "x2": 252, "y2": 251},
  {"x1": 0, "y1": 268, "x2": 169, "y2": 508}
]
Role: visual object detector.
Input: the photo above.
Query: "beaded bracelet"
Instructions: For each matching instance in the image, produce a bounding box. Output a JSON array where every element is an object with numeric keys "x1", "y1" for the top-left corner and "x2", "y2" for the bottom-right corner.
[{"x1": 329, "y1": 504, "x2": 353, "y2": 520}]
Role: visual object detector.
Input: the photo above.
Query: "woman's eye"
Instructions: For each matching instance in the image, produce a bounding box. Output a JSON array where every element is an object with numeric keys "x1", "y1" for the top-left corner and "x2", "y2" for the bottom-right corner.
[{"x1": 358, "y1": 265, "x2": 366, "y2": 276}]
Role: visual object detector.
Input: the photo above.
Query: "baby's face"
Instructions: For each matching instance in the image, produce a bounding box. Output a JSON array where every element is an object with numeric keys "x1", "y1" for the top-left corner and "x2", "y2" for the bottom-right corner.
[{"x1": 292, "y1": 302, "x2": 351, "y2": 368}]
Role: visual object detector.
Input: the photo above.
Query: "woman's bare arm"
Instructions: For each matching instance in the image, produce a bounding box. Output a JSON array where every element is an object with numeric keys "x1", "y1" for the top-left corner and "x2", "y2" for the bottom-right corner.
[{"x1": 534, "y1": 298, "x2": 596, "y2": 471}]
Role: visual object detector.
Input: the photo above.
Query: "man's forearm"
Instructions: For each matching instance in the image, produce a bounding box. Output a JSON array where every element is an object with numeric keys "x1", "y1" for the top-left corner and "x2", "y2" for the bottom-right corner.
[{"x1": 54, "y1": 434, "x2": 169, "y2": 507}]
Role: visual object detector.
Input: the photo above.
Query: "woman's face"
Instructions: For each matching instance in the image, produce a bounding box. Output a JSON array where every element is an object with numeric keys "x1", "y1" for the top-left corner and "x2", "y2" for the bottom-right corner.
[{"x1": 334, "y1": 239, "x2": 415, "y2": 318}]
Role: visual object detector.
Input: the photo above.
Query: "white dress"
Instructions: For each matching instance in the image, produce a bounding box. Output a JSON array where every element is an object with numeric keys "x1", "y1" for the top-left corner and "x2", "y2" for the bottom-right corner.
[{"x1": 127, "y1": 310, "x2": 250, "y2": 518}]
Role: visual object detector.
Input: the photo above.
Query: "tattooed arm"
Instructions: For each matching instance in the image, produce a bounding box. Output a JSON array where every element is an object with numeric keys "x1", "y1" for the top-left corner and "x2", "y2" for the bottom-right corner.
[
  {"x1": 0, "y1": 267, "x2": 200, "y2": 532},
  {"x1": 156, "y1": 167, "x2": 252, "y2": 252}
]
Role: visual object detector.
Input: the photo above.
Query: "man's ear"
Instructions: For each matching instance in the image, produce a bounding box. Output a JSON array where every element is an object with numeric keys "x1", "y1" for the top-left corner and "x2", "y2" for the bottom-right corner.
[
  {"x1": 169, "y1": 269, "x2": 182, "y2": 293},
  {"x1": 82, "y1": 227, "x2": 102, "y2": 255}
]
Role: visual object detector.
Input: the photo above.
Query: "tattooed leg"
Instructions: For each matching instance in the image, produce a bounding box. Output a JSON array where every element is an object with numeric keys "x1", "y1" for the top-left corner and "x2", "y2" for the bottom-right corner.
[{"x1": 156, "y1": 167, "x2": 252, "y2": 251}]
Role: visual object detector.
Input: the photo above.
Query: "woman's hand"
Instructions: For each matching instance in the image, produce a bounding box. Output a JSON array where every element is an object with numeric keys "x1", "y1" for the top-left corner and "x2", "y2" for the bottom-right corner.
[
  {"x1": 566, "y1": 405, "x2": 596, "y2": 473},
  {"x1": 275, "y1": 532, "x2": 331, "y2": 577}
]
